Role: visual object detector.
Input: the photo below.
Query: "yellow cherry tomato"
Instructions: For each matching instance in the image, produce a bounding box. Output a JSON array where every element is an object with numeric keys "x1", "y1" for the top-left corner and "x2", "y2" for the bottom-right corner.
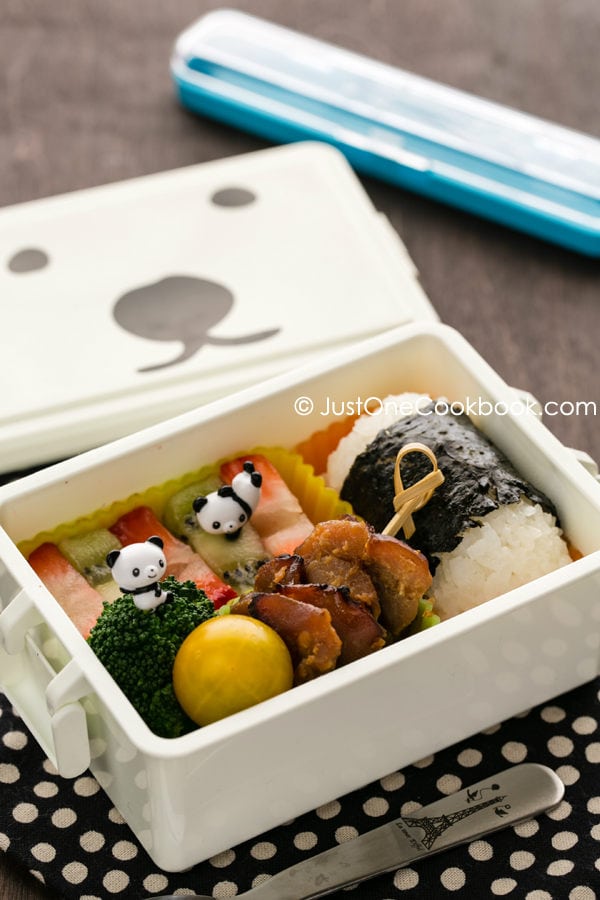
[{"x1": 173, "y1": 615, "x2": 294, "y2": 726}]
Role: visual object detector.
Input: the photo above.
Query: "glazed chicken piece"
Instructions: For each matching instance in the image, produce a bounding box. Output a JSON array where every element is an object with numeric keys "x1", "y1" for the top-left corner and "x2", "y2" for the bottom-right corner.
[
  {"x1": 278, "y1": 583, "x2": 386, "y2": 665},
  {"x1": 296, "y1": 516, "x2": 431, "y2": 635},
  {"x1": 244, "y1": 592, "x2": 341, "y2": 684},
  {"x1": 253, "y1": 554, "x2": 306, "y2": 593},
  {"x1": 365, "y1": 533, "x2": 432, "y2": 636},
  {"x1": 295, "y1": 518, "x2": 381, "y2": 617}
]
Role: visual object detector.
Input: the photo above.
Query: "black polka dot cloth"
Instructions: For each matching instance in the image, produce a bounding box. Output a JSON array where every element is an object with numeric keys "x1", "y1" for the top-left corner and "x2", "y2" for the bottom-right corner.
[{"x1": 1, "y1": 679, "x2": 599, "y2": 900}]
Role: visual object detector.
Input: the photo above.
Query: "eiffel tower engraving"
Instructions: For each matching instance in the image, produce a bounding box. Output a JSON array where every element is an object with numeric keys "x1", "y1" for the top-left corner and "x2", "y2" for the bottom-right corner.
[{"x1": 402, "y1": 795, "x2": 506, "y2": 850}]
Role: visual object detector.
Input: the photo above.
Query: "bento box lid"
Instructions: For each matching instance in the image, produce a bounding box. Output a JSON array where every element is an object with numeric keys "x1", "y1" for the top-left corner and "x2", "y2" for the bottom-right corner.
[{"x1": 0, "y1": 142, "x2": 437, "y2": 474}]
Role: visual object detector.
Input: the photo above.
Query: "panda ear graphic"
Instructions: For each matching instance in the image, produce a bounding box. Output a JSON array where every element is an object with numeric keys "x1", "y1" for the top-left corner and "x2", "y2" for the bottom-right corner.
[
  {"x1": 242, "y1": 461, "x2": 254, "y2": 474},
  {"x1": 147, "y1": 535, "x2": 164, "y2": 549},
  {"x1": 193, "y1": 496, "x2": 208, "y2": 512},
  {"x1": 106, "y1": 549, "x2": 121, "y2": 568},
  {"x1": 217, "y1": 485, "x2": 235, "y2": 497}
]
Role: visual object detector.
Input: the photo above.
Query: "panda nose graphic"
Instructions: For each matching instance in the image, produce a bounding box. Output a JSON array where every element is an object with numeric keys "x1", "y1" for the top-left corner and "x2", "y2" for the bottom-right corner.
[{"x1": 145, "y1": 565, "x2": 158, "y2": 578}]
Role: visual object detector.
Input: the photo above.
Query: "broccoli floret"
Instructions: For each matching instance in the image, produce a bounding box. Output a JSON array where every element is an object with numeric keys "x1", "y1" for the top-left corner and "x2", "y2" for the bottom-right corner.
[{"x1": 87, "y1": 576, "x2": 215, "y2": 738}]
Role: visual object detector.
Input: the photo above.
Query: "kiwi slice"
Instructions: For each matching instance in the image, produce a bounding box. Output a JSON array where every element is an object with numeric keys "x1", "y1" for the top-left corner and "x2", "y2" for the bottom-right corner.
[{"x1": 59, "y1": 528, "x2": 122, "y2": 597}]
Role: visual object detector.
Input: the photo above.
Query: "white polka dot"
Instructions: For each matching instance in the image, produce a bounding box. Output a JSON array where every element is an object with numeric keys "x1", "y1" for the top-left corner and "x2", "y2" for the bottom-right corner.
[
  {"x1": 294, "y1": 832, "x2": 318, "y2": 851},
  {"x1": 363, "y1": 796, "x2": 389, "y2": 816},
  {"x1": 510, "y1": 850, "x2": 535, "y2": 869},
  {"x1": 482, "y1": 723, "x2": 501, "y2": 735},
  {"x1": 547, "y1": 859, "x2": 575, "y2": 876},
  {"x1": 335, "y1": 826, "x2": 358, "y2": 843},
  {"x1": 514, "y1": 707, "x2": 532, "y2": 719},
  {"x1": 62, "y1": 861, "x2": 88, "y2": 884},
  {"x1": 590, "y1": 824, "x2": 600, "y2": 840},
  {"x1": 112, "y1": 840, "x2": 138, "y2": 861},
  {"x1": 80, "y1": 831, "x2": 106, "y2": 852},
  {"x1": 213, "y1": 881, "x2": 238, "y2": 898},
  {"x1": 380, "y1": 772, "x2": 405, "y2": 790},
  {"x1": 13, "y1": 802, "x2": 38, "y2": 823},
  {"x1": 547, "y1": 800, "x2": 572, "y2": 821},
  {"x1": 142, "y1": 874, "x2": 169, "y2": 893},
  {"x1": 52, "y1": 808, "x2": 77, "y2": 828},
  {"x1": 0, "y1": 833, "x2": 9, "y2": 851},
  {"x1": 43, "y1": 759, "x2": 59, "y2": 776},
  {"x1": 502, "y1": 741, "x2": 527, "y2": 763},
  {"x1": 2, "y1": 730, "x2": 27, "y2": 750},
  {"x1": 552, "y1": 831, "x2": 578, "y2": 850},
  {"x1": 394, "y1": 868, "x2": 419, "y2": 889},
  {"x1": 30, "y1": 871, "x2": 45, "y2": 884},
  {"x1": 526, "y1": 892, "x2": 552, "y2": 900},
  {"x1": 436, "y1": 774, "x2": 462, "y2": 795},
  {"x1": 316, "y1": 800, "x2": 341, "y2": 818},
  {"x1": 0, "y1": 763, "x2": 19, "y2": 783},
  {"x1": 31, "y1": 843, "x2": 56, "y2": 862},
  {"x1": 457, "y1": 748, "x2": 482, "y2": 768},
  {"x1": 413, "y1": 754, "x2": 434, "y2": 768},
  {"x1": 102, "y1": 870, "x2": 130, "y2": 893},
  {"x1": 541, "y1": 705, "x2": 566, "y2": 723},
  {"x1": 469, "y1": 840, "x2": 493, "y2": 861},
  {"x1": 250, "y1": 842, "x2": 276, "y2": 860},
  {"x1": 573, "y1": 716, "x2": 597, "y2": 735},
  {"x1": 588, "y1": 797, "x2": 600, "y2": 813},
  {"x1": 586, "y1": 742, "x2": 600, "y2": 763},
  {"x1": 89, "y1": 737, "x2": 107, "y2": 759},
  {"x1": 74, "y1": 776, "x2": 100, "y2": 796},
  {"x1": 162, "y1": 891, "x2": 195, "y2": 897},
  {"x1": 492, "y1": 878, "x2": 517, "y2": 895},
  {"x1": 440, "y1": 867, "x2": 466, "y2": 890},
  {"x1": 251, "y1": 875, "x2": 271, "y2": 889},
  {"x1": 401, "y1": 801, "x2": 422, "y2": 816},
  {"x1": 548, "y1": 736, "x2": 574, "y2": 758},
  {"x1": 210, "y1": 849, "x2": 235, "y2": 867},
  {"x1": 33, "y1": 781, "x2": 58, "y2": 798},
  {"x1": 514, "y1": 820, "x2": 539, "y2": 838},
  {"x1": 108, "y1": 807, "x2": 126, "y2": 825},
  {"x1": 557, "y1": 765, "x2": 580, "y2": 785},
  {"x1": 569, "y1": 887, "x2": 597, "y2": 900}
]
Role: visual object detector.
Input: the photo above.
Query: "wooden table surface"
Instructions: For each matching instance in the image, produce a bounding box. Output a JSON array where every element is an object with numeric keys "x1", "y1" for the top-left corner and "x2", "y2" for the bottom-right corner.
[{"x1": 1, "y1": 1, "x2": 598, "y2": 897}]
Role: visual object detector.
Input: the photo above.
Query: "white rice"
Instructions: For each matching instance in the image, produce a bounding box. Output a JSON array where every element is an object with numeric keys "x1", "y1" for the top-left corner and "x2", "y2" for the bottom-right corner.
[
  {"x1": 326, "y1": 392, "x2": 432, "y2": 492},
  {"x1": 431, "y1": 500, "x2": 572, "y2": 621}
]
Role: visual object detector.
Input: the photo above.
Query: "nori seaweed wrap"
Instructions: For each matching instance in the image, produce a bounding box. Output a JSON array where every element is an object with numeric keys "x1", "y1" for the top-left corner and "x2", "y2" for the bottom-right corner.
[{"x1": 340, "y1": 403, "x2": 558, "y2": 570}]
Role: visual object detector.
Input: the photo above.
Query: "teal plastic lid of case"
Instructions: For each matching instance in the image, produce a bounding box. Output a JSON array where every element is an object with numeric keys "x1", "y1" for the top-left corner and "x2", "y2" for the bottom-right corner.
[{"x1": 171, "y1": 9, "x2": 600, "y2": 256}]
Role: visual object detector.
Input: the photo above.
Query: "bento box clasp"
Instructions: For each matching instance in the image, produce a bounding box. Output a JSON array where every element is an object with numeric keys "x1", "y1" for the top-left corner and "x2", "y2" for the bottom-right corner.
[{"x1": 0, "y1": 587, "x2": 44, "y2": 654}]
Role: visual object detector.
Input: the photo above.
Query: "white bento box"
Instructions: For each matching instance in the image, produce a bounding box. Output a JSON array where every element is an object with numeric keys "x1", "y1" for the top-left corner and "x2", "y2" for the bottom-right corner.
[{"x1": 0, "y1": 322, "x2": 599, "y2": 871}]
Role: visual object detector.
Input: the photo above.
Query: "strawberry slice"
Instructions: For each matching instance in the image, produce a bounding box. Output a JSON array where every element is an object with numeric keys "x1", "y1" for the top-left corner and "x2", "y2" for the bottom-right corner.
[
  {"x1": 29, "y1": 542, "x2": 104, "y2": 639},
  {"x1": 109, "y1": 506, "x2": 235, "y2": 608},
  {"x1": 220, "y1": 455, "x2": 313, "y2": 556}
]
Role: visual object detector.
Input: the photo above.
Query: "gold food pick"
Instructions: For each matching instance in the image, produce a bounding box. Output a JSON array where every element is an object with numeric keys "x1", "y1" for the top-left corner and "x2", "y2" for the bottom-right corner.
[{"x1": 382, "y1": 442, "x2": 444, "y2": 539}]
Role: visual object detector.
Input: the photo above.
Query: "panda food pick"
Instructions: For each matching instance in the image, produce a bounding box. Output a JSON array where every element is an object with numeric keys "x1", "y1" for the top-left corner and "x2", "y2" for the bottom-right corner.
[
  {"x1": 192, "y1": 460, "x2": 262, "y2": 540},
  {"x1": 106, "y1": 536, "x2": 172, "y2": 611}
]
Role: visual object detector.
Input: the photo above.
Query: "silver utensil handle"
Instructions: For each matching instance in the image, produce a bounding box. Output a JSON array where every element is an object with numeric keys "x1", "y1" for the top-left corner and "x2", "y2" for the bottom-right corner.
[{"x1": 246, "y1": 764, "x2": 564, "y2": 900}]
